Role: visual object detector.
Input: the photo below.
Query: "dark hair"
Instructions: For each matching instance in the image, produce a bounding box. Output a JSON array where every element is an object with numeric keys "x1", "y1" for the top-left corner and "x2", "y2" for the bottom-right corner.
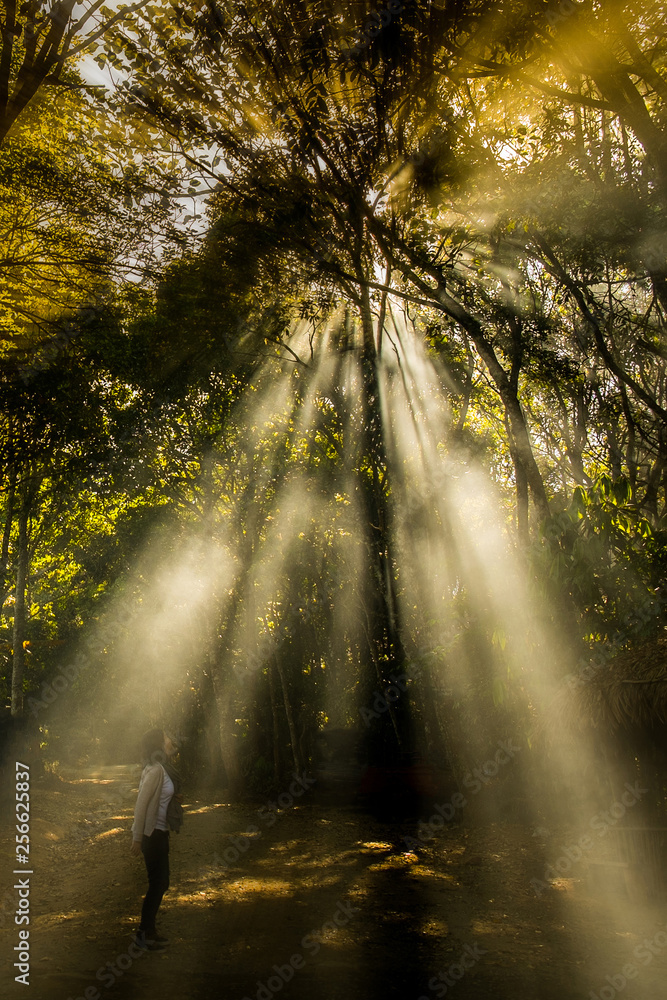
[{"x1": 141, "y1": 728, "x2": 165, "y2": 765}]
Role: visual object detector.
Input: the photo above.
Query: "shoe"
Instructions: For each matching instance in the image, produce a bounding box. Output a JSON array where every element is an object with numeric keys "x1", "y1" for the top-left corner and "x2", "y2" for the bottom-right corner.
[{"x1": 133, "y1": 930, "x2": 168, "y2": 951}]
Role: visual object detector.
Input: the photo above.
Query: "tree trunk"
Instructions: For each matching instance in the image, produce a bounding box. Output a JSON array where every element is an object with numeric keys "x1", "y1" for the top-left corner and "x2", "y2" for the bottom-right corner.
[
  {"x1": 200, "y1": 667, "x2": 224, "y2": 786},
  {"x1": 509, "y1": 436, "x2": 529, "y2": 545},
  {"x1": 210, "y1": 666, "x2": 244, "y2": 798},
  {"x1": 0, "y1": 459, "x2": 16, "y2": 613},
  {"x1": 275, "y1": 654, "x2": 302, "y2": 775},
  {"x1": 353, "y1": 273, "x2": 414, "y2": 764},
  {"x1": 11, "y1": 483, "x2": 29, "y2": 718},
  {"x1": 268, "y1": 660, "x2": 282, "y2": 782}
]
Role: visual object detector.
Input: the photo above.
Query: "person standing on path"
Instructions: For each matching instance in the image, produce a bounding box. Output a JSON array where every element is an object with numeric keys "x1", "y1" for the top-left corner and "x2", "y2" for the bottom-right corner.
[{"x1": 131, "y1": 728, "x2": 183, "y2": 950}]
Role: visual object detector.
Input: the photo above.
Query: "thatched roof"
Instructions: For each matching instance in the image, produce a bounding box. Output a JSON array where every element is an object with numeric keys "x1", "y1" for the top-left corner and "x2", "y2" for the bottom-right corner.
[{"x1": 551, "y1": 635, "x2": 667, "y2": 736}]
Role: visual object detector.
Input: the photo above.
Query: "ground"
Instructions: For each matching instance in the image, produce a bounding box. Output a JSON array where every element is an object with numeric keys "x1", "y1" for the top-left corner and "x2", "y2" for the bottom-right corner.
[{"x1": 1, "y1": 764, "x2": 667, "y2": 1000}]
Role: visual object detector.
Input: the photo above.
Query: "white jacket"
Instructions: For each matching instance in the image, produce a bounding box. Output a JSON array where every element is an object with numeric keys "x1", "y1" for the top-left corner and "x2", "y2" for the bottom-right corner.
[{"x1": 131, "y1": 762, "x2": 166, "y2": 841}]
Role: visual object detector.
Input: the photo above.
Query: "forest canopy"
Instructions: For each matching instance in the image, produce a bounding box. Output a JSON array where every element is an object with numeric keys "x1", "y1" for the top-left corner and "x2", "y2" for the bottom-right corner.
[{"x1": 0, "y1": 0, "x2": 665, "y2": 792}]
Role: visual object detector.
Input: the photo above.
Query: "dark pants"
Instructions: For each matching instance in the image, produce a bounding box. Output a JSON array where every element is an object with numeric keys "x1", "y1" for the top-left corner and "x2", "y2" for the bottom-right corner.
[{"x1": 140, "y1": 829, "x2": 170, "y2": 934}]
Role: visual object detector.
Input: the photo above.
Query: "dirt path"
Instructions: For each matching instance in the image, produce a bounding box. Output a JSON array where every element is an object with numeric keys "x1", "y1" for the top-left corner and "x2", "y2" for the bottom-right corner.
[{"x1": 2, "y1": 766, "x2": 667, "y2": 1000}]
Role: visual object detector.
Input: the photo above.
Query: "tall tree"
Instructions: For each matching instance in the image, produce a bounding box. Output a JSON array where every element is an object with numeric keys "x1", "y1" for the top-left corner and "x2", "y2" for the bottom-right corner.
[{"x1": 0, "y1": 0, "x2": 151, "y2": 143}]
